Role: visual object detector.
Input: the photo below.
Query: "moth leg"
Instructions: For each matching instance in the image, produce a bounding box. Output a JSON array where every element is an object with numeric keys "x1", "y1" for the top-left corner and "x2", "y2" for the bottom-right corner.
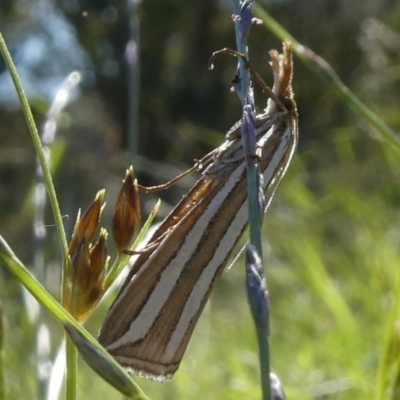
[
  {"x1": 138, "y1": 151, "x2": 215, "y2": 193},
  {"x1": 123, "y1": 241, "x2": 159, "y2": 255},
  {"x1": 123, "y1": 226, "x2": 174, "y2": 255}
]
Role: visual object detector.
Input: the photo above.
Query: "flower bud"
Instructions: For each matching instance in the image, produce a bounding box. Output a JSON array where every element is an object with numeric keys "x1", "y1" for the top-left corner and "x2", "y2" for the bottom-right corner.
[
  {"x1": 112, "y1": 167, "x2": 141, "y2": 252},
  {"x1": 66, "y1": 190, "x2": 108, "y2": 322},
  {"x1": 69, "y1": 190, "x2": 105, "y2": 257},
  {"x1": 66, "y1": 230, "x2": 109, "y2": 322},
  {"x1": 89, "y1": 229, "x2": 108, "y2": 285}
]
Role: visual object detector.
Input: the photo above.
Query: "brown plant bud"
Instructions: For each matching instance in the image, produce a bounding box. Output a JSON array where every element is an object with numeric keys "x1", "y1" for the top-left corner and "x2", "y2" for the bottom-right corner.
[
  {"x1": 69, "y1": 190, "x2": 105, "y2": 258},
  {"x1": 66, "y1": 230, "x2": 109, "y2": 322},
  {"x1": 65, "y1": 237, "x2": 90, "y2": 320},
  {"x1": 112, "y1": 167, "x2": 141, "y2": 252},
  {"x1": 89, "y1": 229, "x2": 108, "y2": 284}
]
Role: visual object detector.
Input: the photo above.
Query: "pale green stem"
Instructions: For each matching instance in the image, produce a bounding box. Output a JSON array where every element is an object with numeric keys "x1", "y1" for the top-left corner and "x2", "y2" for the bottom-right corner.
[
  {"x1": 65, "y1": 338, "x2": 77, "y2": 400},
  {"x1": 0, "y1": 33, "x2": 69, "y2": 266},
  {"x1": 0, "y1": 30, "x2": 74, "y2": 399}
]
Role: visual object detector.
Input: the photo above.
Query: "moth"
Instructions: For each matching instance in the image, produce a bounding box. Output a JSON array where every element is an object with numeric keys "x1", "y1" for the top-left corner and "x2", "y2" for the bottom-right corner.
[{"x1": 99, "y1": 42, "x2": 298, "y2": 381}]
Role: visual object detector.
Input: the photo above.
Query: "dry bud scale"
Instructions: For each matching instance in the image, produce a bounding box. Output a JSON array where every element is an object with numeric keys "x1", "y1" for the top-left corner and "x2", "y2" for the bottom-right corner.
[
  {"x1": 65, "y1": 190, "x2": 109, "y2": 322},
  {"x1": 99, "y1": 42, "x2": 298, "y2": 381}
]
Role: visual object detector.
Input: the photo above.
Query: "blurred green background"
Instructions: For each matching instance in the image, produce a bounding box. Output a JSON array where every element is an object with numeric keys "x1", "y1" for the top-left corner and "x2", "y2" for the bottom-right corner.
[{"x1": 1, "y1": 0, "x2": 400, "y2": 399}]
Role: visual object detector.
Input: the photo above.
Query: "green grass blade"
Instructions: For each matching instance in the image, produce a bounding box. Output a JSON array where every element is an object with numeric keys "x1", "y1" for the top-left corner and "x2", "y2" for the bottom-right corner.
[
  {"x1": 0, "y1": 33, "x2": 69, "y2": 266},
  {"x1": 375, "y1": 275, "x2": 400, "y2": 400},
  {"x1": 0, "y1": 236, "x2": 149, "y2": 400},
  {"x1": 254, "y1": 4, "x2": 400, "y2": 155}
]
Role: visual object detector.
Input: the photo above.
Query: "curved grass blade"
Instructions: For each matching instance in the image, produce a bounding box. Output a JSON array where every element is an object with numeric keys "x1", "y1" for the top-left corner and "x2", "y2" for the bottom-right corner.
[
  {"x1": 0, "y1": 236, "x2": 149, "y2": 400},
  {"x1": 254, "y1": 4, "x2": 400, "y2": 154}
]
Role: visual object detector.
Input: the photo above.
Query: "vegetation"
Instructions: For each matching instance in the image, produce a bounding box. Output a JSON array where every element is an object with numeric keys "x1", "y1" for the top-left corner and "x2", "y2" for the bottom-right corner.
[{"x1": 1, "y1": 1, "x2": 400, "y2": 399}]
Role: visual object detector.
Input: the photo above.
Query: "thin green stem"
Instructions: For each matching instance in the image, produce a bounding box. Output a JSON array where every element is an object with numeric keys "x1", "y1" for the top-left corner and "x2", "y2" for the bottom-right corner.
[
  {"x1": 231, "y1": 1, "x2": 270, "y2": 399},
  {"x1": 0, "y1": 31, "x2": 74, "y2": 400},
  {"x1": 0, "y1": 33, "x2": 69, "y2": 266},
  {"x1": 256, "y1": 327, "x2": 270, "y2": 400},
  {"x1": 65, "y1": 338, "x2": 77, "y2": 400},
  {"x1": 247, "y1": 162, "x2": 263, "y2": 257}
]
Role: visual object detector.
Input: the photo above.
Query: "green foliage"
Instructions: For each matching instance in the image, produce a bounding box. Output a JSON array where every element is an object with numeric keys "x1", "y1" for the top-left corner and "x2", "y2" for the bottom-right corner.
[{"x1": 2, "y1": 1, "x2": 400, "y2": 399}]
